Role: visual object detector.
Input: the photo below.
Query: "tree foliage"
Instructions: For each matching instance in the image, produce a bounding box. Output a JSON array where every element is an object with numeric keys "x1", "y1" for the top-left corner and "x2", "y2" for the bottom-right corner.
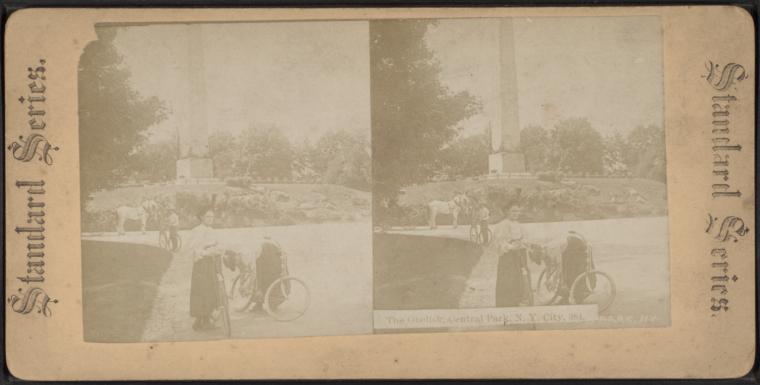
[
  {"x1": 311, "y1": 130, "x2": 371, "y2": 191},
  {"x1": 210, "y1": 124, "x2": 295, "y2": 180},
  {"x1": 624, "y1": 125, "x2": 666, "y2": 182},
  {"x1": 519, "y1": 125, "x2": 552, "y2": 173},
  {"x1": 128, "y1": 139, "x2": 178, "y2": 182},
  {"x1": 551, "y1": 118, "x2": 605, "y2": 175},
  {"x1": 371, "y1": 20, "x2": 480, "y2": 203},
  {"x1": 438, "y1": 131, "x2": 490, "y2": 179},
  {"x1": 78, "y1": 28, "x2": 167, "y2": 204},
  {"x1": 510, "y1": 119, "x2": 665, "y2": 180},
  {"x1": 207, "y1": 126, "x2": 370, "y2": 189}
]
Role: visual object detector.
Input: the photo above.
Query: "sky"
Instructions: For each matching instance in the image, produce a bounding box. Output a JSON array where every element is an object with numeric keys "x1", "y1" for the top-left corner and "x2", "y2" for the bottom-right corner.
[
  {"x1": 425, "y1": 16, "x2": 663, "y2": 137},
  {"x1": 106, "y1": 16, "x2": 662, "y2": 144},
  {"x1": 109, "y1": 21, "x2": 370, "y2": 144}
]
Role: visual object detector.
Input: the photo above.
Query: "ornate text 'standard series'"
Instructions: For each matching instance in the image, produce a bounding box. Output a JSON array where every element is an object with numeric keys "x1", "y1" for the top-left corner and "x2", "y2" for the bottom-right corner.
[
  {"x1": 7, "y1": 59, "x2": 59, "y2": 317},
  {"x1": 704, "y1": 61, "x2": 750, "y2": 314}
]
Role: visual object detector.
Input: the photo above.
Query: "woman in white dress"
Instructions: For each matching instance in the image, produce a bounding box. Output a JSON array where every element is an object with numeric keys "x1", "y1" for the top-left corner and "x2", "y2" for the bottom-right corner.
[
  {"x1": 188, "y1": 208, "x2": 224, "y2": 330},
  {"x1": 491, "y1": 204, "x2": 530, "y2": 307}
]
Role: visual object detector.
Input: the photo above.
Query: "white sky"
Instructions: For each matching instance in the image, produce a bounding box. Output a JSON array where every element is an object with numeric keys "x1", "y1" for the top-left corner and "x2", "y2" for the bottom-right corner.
[
  {"x1": 426, "y1": 16, "x2": 663, "y2": 137},
  {"x1": 108, "y1": 16, "x2": 662, "y2": 143},
  {"x1": 111, "y1": 21, "x2": 370, "y2": 144}
]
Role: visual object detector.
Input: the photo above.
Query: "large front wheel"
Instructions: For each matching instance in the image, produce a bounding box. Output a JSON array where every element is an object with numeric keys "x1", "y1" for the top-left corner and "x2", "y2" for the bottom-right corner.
[
  {"x1": 264, "y1": 276, "x2": 310, "y2": 321},
  {"x1": 569, "y1": 270, "x2": 616, "y2": 313}
]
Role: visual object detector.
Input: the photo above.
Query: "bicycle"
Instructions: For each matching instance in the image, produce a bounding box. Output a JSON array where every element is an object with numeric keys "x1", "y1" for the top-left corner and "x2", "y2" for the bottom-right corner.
[
  {"x1": 158, "y1": 227, "x2": 182, "y2": 251},
  {"x1": 532, "y1": 240, "x2": 616, "y2": 312},
  {"x1": 227, "y1": 246, "x2": 310, "y2": 322},
  {"x1": 469, "y1": 222, "x2": 493, "y2": 245}
]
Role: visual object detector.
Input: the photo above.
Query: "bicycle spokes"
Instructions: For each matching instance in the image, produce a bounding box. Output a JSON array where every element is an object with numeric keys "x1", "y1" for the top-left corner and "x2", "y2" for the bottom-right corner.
[
  {"x1": 570, "y1": 271, "x2": 616, "y2": 313},
  {"x1": 265, "y1": 277, "x2": 310, "y2": 321}
]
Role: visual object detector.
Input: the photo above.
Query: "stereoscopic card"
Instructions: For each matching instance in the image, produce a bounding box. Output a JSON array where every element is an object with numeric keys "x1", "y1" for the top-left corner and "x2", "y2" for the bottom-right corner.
[{"x1": 4, "y1": 6, "x2": 755, "y2": 380}]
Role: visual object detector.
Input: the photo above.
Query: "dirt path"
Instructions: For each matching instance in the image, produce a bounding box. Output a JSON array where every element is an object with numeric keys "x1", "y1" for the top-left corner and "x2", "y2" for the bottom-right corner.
[
  {"x1": 84, "y1": 222, "x2": 373, "y2": 341},
  {"x1": 388, "y1": 217, "x2": 670, "y2": 328}
]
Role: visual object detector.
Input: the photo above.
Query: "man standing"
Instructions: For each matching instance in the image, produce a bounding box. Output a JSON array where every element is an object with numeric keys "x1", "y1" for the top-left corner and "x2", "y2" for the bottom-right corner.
[{"x1": 491, "y1": 204, "x2": 531, "y2": 307}]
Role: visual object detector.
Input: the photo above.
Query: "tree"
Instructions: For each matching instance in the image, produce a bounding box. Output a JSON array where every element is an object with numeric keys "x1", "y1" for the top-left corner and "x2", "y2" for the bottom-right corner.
[
  {"x1": 519, "y1": 125, "x2": 552, "y2": 173},
  {"x1": 551, "y1": 118, "x2": 605, "y2": 175},
  {"x1": 602, "y1": 132, "x2": 629, "y2": 176},
  {"x1": 128, "y1": 139, "x2": 178, "y2": 182},
  {"x1": 292, "y1": 138, "x2": 319, "y2": 183},
  {"x1": 208, "y1": 130, "x2": 241, "y2": 179},
  {"x1": 625, "y1": 125, "x2": 666, "y2": 182},
  {"x1": 78, "y1": 28, "x2": 167, "y2": 205},
  {"x1": 238, "y1": 124, "x2": 293, "y2": 179},
  {"x1": 312, "y1": 130, "x2": 371, "y2": 190},
  {"x1": 371, "y1": 20, "x2": 480, "y2": 206},
  {"x1": 438, "y1": 131, "x2": 490, "y2": 178}
]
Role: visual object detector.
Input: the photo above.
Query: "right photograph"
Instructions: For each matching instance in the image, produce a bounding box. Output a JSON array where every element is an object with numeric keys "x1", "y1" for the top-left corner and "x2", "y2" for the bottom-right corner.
[{"x1": 371, "y1": 16, "x2": 669, "y2": 332}]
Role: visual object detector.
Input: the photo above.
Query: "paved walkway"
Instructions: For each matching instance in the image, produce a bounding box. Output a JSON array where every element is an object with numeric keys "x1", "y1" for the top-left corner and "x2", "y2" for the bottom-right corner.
[{"x1": 85, "y1": 223, "x2": 374, "y2": 341}]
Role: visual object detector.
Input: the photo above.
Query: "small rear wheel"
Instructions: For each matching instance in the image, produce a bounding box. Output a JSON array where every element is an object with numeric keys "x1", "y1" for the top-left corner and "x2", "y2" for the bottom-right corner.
[{"x1": 264, "y1": 276, "x2": 310, "y2": 321}]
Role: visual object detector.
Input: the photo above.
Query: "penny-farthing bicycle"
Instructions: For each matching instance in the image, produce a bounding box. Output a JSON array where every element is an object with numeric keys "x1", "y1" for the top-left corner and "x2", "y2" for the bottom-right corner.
[{"x1": 227, "y1": 245, "x2": 310, "y2": 322}]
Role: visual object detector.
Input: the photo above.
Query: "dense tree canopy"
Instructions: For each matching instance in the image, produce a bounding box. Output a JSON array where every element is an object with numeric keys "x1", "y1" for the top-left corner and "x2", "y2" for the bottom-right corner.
[
  {"x1": 519, "y1": 125, "x2": 552, "y2": 173},
  {"x1": 438, "y1": 131, "x2": 490, "y2": 179},
  {"x1": 624, "y1": 124, "x2": 666, "y2": 182},
  {"x1": 371, "y1": 20, "x2": 480, "y2": 204},
  {"x1": 551, "y1": 118, "x2": 605, "y2": 175},
  {"x1": 78, "y1": 28, "x2": 167, "y2": 204}
]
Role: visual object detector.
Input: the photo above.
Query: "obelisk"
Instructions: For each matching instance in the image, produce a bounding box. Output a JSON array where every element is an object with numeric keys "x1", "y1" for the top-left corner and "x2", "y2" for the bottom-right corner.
[
  {"x1": 176, "y1": 23, "x2": 214, "y2": 182},
  {"x1": 488, "y1": 18, "x2": 526, "y2": 175}
]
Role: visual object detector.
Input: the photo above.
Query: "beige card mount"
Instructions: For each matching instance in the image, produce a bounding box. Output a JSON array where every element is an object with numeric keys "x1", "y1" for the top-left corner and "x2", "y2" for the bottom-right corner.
[{"x1": 4, "y1": 6, "x2": 755, "y2": 380}]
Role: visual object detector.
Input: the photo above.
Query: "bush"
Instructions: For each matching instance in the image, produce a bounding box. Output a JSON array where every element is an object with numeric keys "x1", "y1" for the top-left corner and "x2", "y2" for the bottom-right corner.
[
  {"x1": 536, "y1": 171, "x2": 563, "y2": 183},
  {"x1": 82, "y1": 210, "x2": 118, "y2": 233},
  {"x1": 225, "y1": 177, "x2": 252, "y2": 189}
]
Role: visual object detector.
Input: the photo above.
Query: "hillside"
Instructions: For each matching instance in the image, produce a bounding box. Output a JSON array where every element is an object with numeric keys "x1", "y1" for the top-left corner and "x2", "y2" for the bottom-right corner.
[
  {"x1": 389, "y1": 177, "x2": 667, "y2": 225},
  {"x1": 83, "y1": 182, "x2": 370, "y2": 232}
]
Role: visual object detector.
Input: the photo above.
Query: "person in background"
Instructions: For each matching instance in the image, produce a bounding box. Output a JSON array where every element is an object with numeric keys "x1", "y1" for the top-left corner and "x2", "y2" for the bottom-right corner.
[
  {"x1": 188, "y1": 208, "x2": 224, "y2": 331},
  {"x1": 168, "y1": 208, "x2": 180, "y2": 251},
  {"x1": 477, "y1": 201, "x2": 491, "y2": 244},
  {"x1": 491, "y1": 204, "x2": 531, "y2": 307}
]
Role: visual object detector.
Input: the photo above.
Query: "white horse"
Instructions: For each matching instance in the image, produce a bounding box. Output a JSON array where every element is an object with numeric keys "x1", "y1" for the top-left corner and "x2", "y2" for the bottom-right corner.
[
  {"x1": 116, "y1": 200, "x2": 158, "y2": 235},
  {"x1": 427, "y1": 194, "x2": 470, "y2": 229}
]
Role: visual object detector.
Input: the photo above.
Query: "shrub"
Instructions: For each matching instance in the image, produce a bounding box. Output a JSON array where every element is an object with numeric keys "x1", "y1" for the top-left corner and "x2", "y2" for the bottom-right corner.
[
  {"x1": 225, "y1": 177, "x2": 252, "y2": 189},
  {"x1": 536, "y1": 171, "x2": 563, "y2": 183}
]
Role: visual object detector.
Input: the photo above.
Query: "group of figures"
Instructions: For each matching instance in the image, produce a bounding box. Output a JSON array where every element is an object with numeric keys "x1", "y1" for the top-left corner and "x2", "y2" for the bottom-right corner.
[
  {"x1": 115, "y1": 200, "x2": 311, "y2": 336},
  {"x1": 429, "y1": 194, "x2": 616, "y2": 311},
  {"x1": 187, "y1": 209, "x2": 311, "y2": 336}
]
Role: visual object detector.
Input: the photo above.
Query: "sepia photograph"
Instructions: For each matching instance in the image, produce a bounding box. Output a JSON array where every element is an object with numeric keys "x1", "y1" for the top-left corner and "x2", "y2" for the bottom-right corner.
[
  {"x1": 372, "y1": 17, "x2": 670, "y2": 332},
  {"x1": 4, "y1": 6, "x2": 755, "y2": 380},
  {"x1": 78, "y1": 21, "x2": 373, "y2": 342}
]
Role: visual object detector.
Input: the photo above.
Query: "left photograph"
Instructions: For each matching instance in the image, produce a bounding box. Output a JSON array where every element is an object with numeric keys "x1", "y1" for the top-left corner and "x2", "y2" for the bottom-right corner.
[{"x1": 79, "y1": 21, "x2": 373, "y2": 342}]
